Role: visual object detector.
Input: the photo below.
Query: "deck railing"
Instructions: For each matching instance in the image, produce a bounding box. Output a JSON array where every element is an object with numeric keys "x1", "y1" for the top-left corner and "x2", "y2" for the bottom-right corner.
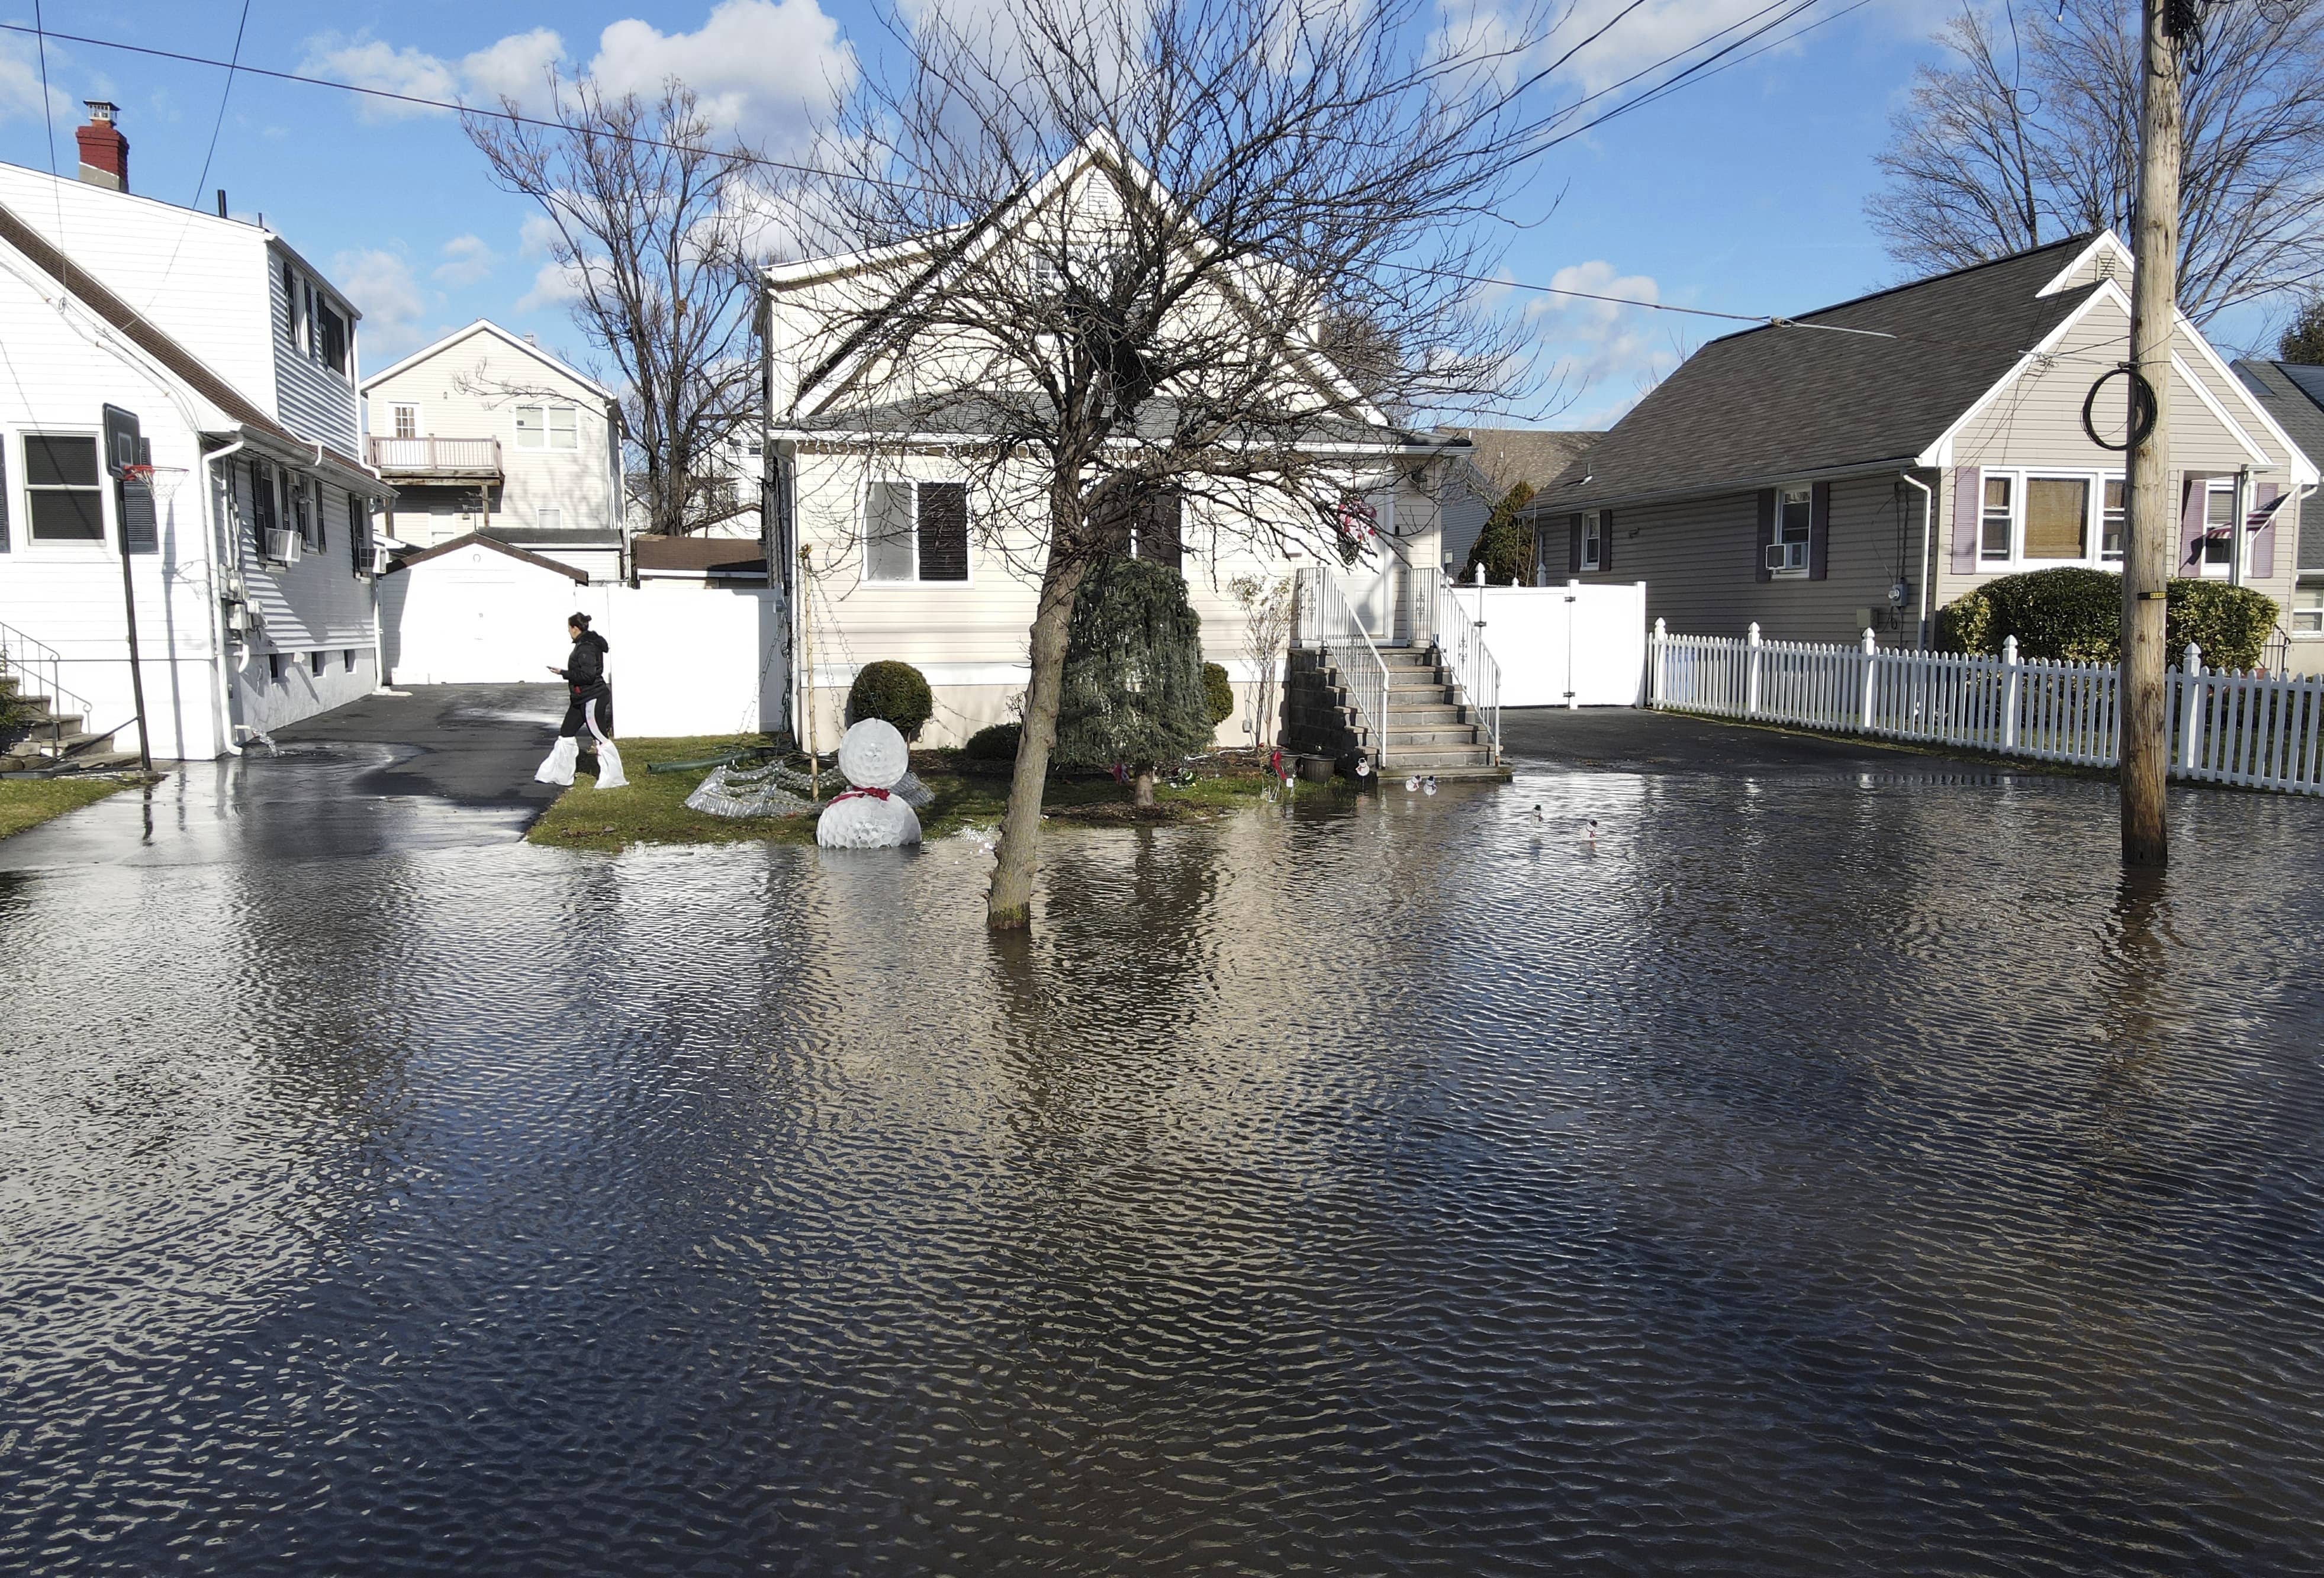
[
  {"x1": 366, "y1": 436, "x2": 503, "y2": 475},
  {"x1": 1293, "y1": 567, "x2": 1393, "y2": 769},
  {"x1": 1649, "y1": 620, "x2": 2324, "y2": 796}
]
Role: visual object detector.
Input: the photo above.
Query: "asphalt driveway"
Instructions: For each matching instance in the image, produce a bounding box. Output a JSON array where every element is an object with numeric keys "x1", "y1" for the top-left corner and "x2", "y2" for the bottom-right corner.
[
  {"x1": 1499, "y1": 705, "x2": 2032, "y2": 776},
  {"x1": 0, "y1": 685, "x2": 567, "y2": 871}
]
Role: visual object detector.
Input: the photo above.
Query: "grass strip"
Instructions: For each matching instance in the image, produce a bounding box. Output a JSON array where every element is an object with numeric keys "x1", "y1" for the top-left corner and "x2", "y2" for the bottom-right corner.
[
  {"x1": 0, "y1": 775, "x2": 137, "y2": 840},
  {"x1": 525, "y1": 735, "x2": 1286, "y2": 852}
]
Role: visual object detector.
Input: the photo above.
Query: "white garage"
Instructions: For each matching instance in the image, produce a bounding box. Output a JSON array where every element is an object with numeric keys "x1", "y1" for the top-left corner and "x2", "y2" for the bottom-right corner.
[{"x1": 378, "y1": 533, "x2": 592, "y2": 685}]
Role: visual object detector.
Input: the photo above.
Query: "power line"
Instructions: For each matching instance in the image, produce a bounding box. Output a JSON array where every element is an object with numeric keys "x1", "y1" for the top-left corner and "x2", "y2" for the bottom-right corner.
[{"x1": 191, "y1": 0, "x2": 253, "y2": 208}]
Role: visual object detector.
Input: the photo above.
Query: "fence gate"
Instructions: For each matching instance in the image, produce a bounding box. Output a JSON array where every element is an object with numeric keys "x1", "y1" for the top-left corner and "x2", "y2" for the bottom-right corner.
[{"x1": 1422, "y1": 577, "x2": 1646, "y2": 707}]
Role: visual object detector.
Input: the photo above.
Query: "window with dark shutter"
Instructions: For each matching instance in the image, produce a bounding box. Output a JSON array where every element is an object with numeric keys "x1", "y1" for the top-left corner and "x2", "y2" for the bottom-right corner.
[
  {"x1": 121, "y1": 475, "x2": 158, "y2": 555},
  {"x1": 25, "y1": 436, "x2": 104, "y2": 542},
  {"x1": 250, "y1": 459, "x2": 277, "y2": 548},
  {"x1": 319, "y1": 306, "x2": 348, "y2": 375},
  {"x1": 347, "y1": 494, "x2": 368, "y2": 575},
  {"x1": 916, "y1": 481, "x2": 969, "y2": 581}
]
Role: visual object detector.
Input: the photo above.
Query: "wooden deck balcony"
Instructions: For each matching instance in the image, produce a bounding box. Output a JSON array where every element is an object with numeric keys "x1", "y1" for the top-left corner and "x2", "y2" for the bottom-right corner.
[{"x1": 366, "y1": 435, "x2": 504, "y2": 479}]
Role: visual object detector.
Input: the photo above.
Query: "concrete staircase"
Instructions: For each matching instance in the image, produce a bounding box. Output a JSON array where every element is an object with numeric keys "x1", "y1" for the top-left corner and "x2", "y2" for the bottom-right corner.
[
  {"x1": 0, "y1": 677, "x2": 139, "y2": 774},
  {"x1": 1283, "y1": 643, "x2": 1505, "y2": 779}
]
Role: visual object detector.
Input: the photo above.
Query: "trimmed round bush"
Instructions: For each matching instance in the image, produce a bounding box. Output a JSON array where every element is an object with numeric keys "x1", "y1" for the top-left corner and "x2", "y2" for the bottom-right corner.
[
  {"x1": 1202, "y1": 662, "x2": 1235, "y2": 728},
  {"x1": 845, "y1": 660, "x2": 934, "y2": 742},
  {"x1": 1937, "y1": 567, "x2": 2279, "y2": 671},
  {"x1": 962, "y1": 722, "x2": 1021, "y2": 762}
]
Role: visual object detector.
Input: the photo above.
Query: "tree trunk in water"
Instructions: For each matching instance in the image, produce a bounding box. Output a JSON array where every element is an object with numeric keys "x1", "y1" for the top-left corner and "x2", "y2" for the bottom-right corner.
[
  {"x1": 1132, "y1": 766, "x2": 1155, "y2": 807},
  {"x1": 987, "y1": 553, "x2": 1089, "y2": 930}
]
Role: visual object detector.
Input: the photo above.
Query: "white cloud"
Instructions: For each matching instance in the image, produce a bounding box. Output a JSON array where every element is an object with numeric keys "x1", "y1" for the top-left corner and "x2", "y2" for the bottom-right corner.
[
  {"x1": 333, "y1": 249, "x2": 431, "y2": 359},
  {"x1": 516, "y1": 257, "x2": 588, "y2": 314},
  {"x1": 298, "y1": 36, "x2": 460, "y2": 121},
  {"x1": 519, "y1": 214, "x2": 564, "y2": 257},
  {"x1": 1444, "y1": 0, "x2": 1926, "y2": 101},
  {"x1": 298, "y1": 3, "x2": 851, "y2": 150},
  {"x1": 434, "y1": 234, "x2": 499, "y2": 287},
  {"x1": 1525, "y1": 259, "x2": 1684, "y2": 426},
  {"x1": 589, "y1": 0, "x2": 853, "y2": 150},
  {"x1": 460, "y1": 29, "x2": 566, "y2": 116},
  {"x1": 0, "y1": 38, "x2": 75, "y2": 126}
]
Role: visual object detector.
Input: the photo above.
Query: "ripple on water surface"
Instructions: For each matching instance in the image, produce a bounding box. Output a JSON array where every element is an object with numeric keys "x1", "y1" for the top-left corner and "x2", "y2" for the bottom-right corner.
[{"x1": 2, "y1": 767, "x2": 2323, "y2": 1574}]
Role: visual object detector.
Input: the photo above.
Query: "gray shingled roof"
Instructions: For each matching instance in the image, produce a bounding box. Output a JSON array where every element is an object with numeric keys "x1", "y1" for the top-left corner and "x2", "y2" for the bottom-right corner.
[
  {"x1": 1454, "y1": 428, "x2": 1599, "y2": 494},
  {"x1": 2233, "y1": 360, "x2": 2324, "y2": 574},
  {"x1": 1528, "y1": 234, "x2": 2101, "y2": 513}
]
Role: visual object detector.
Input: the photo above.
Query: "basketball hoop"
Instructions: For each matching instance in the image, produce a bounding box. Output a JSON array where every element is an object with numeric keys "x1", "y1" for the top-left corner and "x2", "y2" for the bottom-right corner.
[{"x1": 121, "y1": 463, "x2": 188, "y2": 504}]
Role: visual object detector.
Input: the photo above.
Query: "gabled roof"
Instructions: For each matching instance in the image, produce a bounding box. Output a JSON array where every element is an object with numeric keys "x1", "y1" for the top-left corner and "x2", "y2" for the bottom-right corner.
[
  {"x1": 1533, "y1": 234, "x2": 2104, "y2": 510},
  {"x1": 0, "y1": 197, "x2": 373, "y2": 478},
  {"x1": 770, "y1": 131, "x2": 1381, "y2": 429},
  {"x1": 384, "y1": 530, "x2": 589, "y2": 583},
  {"x1": 2232, "y1": 359, "x2": 2324, "y2": 478},
  {"x1": 1455, "y1": 429, "x2": 1601, "y2": 495},
  {"x1": 362, "y1": 319, "x2": 617, "y2": 404}
]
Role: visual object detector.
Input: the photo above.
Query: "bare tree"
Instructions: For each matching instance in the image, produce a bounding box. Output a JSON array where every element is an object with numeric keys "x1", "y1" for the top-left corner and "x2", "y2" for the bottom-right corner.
[
  {"x1": 788, "y1": 0, "x2": 1566, "y2": 929},
  {"x1": 1871, "y1": 0, "x2": 2324, "y2": 318},
  {"x1": 466, "y1": 80, "x2": 768, "y2": 537}
]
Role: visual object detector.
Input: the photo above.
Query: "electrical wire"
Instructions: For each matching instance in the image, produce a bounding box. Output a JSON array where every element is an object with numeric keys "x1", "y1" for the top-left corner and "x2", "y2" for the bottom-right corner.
[{"x1": 191, "y1": 0, "x2": 253, "y2": 208}]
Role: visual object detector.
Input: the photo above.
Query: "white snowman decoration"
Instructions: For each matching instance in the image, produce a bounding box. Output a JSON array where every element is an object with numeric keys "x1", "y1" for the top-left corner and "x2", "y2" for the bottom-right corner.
[{"x1": 816, "y1": 719, "x2": 924, "y2": 848}]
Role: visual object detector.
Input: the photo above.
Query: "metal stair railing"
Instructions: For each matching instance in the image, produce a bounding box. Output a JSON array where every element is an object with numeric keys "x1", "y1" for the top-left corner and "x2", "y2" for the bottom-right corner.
[
  {"x1": 0, "y1": 620, "x2": 96, "y2": 760},
  {"x1": 1293, "y1": 566, "x2": 1393, "y2": 770},
  {"x1": 1420, "y1": 569, "x2": 1502, "y2": 764}
]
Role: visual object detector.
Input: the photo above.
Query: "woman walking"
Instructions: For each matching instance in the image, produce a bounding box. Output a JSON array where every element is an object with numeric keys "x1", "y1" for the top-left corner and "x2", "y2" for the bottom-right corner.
[{"x1": 535, "y1": 611, "x2": 627, "y2": 789}]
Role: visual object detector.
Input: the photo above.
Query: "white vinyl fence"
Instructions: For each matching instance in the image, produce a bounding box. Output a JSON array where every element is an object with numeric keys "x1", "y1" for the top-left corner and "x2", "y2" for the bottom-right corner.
[{"x1": 1649, "y1": 620, "x2": 2324, "y2": 796}]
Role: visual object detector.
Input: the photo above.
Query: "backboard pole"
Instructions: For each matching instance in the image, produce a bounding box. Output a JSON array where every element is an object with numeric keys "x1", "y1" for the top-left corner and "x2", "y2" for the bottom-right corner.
[{"x1": 102, "y1": 405, "x2": 153, "y2": 774}]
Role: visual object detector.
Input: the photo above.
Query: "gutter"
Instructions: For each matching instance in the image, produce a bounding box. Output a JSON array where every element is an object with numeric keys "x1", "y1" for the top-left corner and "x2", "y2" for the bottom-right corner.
[{"x1": 1900, "y1": 471, "x2": 1934, "y2": 650}]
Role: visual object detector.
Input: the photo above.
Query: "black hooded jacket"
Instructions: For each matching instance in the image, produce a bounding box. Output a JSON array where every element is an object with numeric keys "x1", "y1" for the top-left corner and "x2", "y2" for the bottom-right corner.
[{"x1": 561, "y1": 630, "x2": 610, "y2": 696}]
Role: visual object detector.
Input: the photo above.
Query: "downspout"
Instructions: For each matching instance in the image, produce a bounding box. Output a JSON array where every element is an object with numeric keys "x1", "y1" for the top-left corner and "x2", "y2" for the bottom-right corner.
[
  {"x1": 205, "y1": 437, "x2": 250, "y2": 755},
  {"x1": 1900, "y1": 470, "x2": 1934, "y2": 649}
]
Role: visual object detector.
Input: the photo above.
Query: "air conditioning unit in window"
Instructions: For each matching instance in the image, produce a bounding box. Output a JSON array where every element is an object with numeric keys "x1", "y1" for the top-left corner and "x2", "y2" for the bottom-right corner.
[
  {"x1": 265, "y1": 526, "x2": 301, "y2": 564},
  {"x1": 1765, "y1": 542, "x2": 1808, "y2": 573},
  {"x1": 223, "y1": 602, "x2": 252, "y2": 635},
  {"x1": 368, "y1": 543, "x2": 391, "y2": 576}
]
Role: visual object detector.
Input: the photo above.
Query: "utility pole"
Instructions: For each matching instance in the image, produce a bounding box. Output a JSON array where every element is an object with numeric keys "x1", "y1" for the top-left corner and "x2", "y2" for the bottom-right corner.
[{"x1": 2120, "y1": 0, "x2": 2183, "y2": 868}]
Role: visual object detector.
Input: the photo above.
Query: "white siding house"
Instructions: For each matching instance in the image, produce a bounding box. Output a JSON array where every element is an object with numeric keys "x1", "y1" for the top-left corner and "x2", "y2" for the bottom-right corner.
[
  {"x1": 764, "y1": 135, "x2": 1474, "y2": 749},
  {"x1": 0, "y1": 118, "x2": 388, "y2": 761},
  {"x1": 362, "y1": 321, "x2": 626, "y2": 582}
]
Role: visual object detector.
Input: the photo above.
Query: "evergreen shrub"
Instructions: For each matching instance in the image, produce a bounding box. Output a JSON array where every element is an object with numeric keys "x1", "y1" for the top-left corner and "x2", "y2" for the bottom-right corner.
[
  {"x1": 963, "y1": 722, "x2": 1021, "y2": 762},
  {"x1": 845, "y1": 660, "x2": 934, "y2": 741},
  {"x1": 1202, "y1": 662, "x2": 1235, "y2": 728},
  {"x1": 1055, "y1": 557, "x2": 1213, "y2": 777},
  {"x1": 1459, "y1": 481, "x2": 1537, "y2": 585},
  {"x1": 1937, "y1": 566, "x2": 2279, "y2": 671}
]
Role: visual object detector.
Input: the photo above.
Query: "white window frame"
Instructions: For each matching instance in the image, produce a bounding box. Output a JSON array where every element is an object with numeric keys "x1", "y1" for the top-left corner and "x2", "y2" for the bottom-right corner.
[
  {"x1": 391, "y1": 404, "x2": 421, "y2": 440},
  {"x1": 1580, "y1": 508, "x2": 1602, "y2": 572},
  {"x1": 2291, "y1": 584, "x2": 2324, "y2": 637},
  {"x1": 1968, "y1": 469, "x2": 2124, "y2": 573},
  {"x1": 860, "y1": 477, "x2": 974, "y2": 588},
  {"x1": 1769, "y1": 485, "x2": 1811, "y2": 578},
  {"x1": 516, "y1": 404, "x2": 579, "y2": 452},
  {"x1": 539, "y1": 506, "x2": 562, "y2": 533},
  {"x1": 2199, "y1": 478, "x2": 2238, "y2": 579},
  {"x1": 20, "y1": 429, "x2": 112, "y2": 552}
]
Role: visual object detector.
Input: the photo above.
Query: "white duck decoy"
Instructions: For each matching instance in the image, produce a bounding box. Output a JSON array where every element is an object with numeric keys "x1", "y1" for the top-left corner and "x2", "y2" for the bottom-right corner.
[
  {"x1": 1583, "y1": 818, "x2": 1599, "y2": 845},
  {"x1": 1405, "y1": 775, "x2": 1421, "y2": 793},
  {"x1": 1533, "y1": 804, "x2": 1546, "y2": 821},
  {"x1": 1422, "y1": 775, "x2": 1438, "y2": 796}
]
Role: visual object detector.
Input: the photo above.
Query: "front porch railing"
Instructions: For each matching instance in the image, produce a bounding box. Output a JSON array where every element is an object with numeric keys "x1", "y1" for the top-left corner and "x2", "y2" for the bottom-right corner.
[
  {"x1": 1417, "y1": 568, "x2": 1501, "y2": 764},
  {"x1": 1293, "y1": 566, "x2": 1393, "y2": 769}
]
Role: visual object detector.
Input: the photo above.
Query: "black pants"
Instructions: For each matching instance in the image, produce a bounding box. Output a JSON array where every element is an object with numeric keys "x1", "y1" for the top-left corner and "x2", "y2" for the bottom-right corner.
[{"x1": 560, "y1": 685, "x2": 614, "y2": 742}]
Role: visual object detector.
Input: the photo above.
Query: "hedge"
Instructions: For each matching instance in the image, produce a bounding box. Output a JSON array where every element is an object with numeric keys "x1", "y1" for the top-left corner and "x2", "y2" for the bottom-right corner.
[
  {"x1": 962, "y1": 722, "x2": 1021, "y2": 762},
  {"x1": 845, "y1": 660, "x2": 934, "y2": 742},
  {"x1": 1937, "y1": 567, "x2": 2278, "y2": 671},
  {"x1": 1202, "y1": 662, "x2": 1235, "y2": 727}
]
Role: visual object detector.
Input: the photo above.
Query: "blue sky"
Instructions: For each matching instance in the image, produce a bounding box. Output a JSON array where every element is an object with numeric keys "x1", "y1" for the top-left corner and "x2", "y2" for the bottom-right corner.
[{"x1": 0, "y1": 1, "x2": 2283, "y2": 429}]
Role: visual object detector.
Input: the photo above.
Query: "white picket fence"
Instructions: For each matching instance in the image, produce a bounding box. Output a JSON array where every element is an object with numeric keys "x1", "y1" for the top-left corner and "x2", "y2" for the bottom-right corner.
[{"x1": 1649, "y1": 620, "x2": 2324, "y2": 796}]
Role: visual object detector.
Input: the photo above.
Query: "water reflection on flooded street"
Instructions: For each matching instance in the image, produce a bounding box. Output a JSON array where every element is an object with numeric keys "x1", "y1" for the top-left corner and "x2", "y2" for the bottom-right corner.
[{"x1": 3, "y1": 757, "x2": 2322, "y2": 1573}]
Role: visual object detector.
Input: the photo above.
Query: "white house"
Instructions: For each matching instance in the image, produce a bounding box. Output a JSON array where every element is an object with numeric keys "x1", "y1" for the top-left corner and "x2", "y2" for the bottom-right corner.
[
  {"x1": 763, "y1": 134, "x2": 1482, "y2": 751},
  {"x1": 0, "y1": 107, "x2": 388, "y2": 761},
  {"x1": 362, "y1": 320, "x2": 626, "y2": 583}
]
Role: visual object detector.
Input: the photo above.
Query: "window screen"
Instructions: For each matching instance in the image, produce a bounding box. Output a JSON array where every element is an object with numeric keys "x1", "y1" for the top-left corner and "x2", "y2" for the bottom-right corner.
[
  {"x1": 25, "y1": 435, "x2": 104, "y2": 541},
  {"x1": 548, "y1": 407, "x2": 577, "y2": 449},
  {"x1": 2101, "y1": 479, "x2": 2126, "y2": 561},
  {"x1": 917, "y1": 482, "x2": 969, "y2": 581},
  {"x1": 865, "y1": 481, "x2": 916, "y2": 581},
  {"x1": 2024, "y1": 478, "x2": 2088, "y2": 560},
  {"x1": 1981, "y1": 476, "x2": 2013, "y2": 559},
  {"x1": 2204, "y1": 485, "x2": 2235, "y2": 566},
  {"x1": 514, "y1": 406, "x2": 543, "y2": 449}
]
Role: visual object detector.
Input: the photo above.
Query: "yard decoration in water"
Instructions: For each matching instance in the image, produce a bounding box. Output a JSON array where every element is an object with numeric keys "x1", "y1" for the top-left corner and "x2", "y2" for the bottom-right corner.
[
  {"x1": 817, "y1": 719, "x2": 925, "y2": 847},
  {"x1": 1939, "y1": 566, "x2": 2279, "y2": 670},
  {"x1": 846, "y1": 661, "x2": 935, "y2": 742},
  {"x1": 1054, "y1": 557, "x2": 1215, "y2": 809}
]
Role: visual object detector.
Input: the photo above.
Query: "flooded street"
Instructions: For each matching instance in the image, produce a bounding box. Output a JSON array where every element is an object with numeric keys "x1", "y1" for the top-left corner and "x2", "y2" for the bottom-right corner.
[{"x1": 4, "y1": 739, "x2": 2323, "y2": 1573}]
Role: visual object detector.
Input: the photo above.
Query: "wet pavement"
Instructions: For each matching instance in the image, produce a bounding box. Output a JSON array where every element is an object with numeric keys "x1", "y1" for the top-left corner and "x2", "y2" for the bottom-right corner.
[{"x1": 4, "y1": 705, "x2": 2324, "y2": 1573}]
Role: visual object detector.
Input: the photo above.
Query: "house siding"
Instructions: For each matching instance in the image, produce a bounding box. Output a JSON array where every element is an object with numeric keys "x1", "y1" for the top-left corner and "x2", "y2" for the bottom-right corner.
[{"x1": 268, "y1": 250, "x2": 360, "y2": 454}]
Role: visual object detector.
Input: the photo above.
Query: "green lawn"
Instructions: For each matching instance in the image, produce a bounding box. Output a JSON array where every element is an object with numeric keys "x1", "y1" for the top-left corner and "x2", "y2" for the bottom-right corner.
[
  {"x1": 526, "y1": 735, "x2": 1283, "y2": 852},
  {"x1": 0, "y1": 775, "x2": 136, "y2": 840}
]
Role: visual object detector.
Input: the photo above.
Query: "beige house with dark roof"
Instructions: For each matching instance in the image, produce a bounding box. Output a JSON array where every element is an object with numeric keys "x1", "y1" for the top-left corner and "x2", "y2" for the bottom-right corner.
[{"x1": 1522, "y1": 232, "x2": 2315, "y2": 650}]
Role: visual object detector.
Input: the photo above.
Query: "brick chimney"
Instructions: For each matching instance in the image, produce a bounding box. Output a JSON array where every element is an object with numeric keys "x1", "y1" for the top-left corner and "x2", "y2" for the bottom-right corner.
[{"x1": 75, "y1": 102, "x2": 128, "y2": 193}]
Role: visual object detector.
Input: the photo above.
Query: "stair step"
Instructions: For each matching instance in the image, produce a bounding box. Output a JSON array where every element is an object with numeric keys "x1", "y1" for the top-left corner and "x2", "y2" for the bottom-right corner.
[
  {"x1": 1385, "y1": 703, "x2": 1464, "y2": 723},
  {"x1": 1385, "y1": 726, "x2": 1483, "y2": 745},
  {"x1": 1381, "y1": 748, "x2": 1495, "y2": 769}
]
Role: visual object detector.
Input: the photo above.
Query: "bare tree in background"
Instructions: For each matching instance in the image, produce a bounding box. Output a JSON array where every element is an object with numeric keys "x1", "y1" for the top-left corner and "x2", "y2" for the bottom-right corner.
[
  {"x1": 1870, "y1": 0, "x2": 2324, "y2": 318},
  {"x1": 788, "y1": 0, "x2": 1569, "y2": 929},
  {"x1": 466, "y1": 80, "x2": 768, "y2": 537}
]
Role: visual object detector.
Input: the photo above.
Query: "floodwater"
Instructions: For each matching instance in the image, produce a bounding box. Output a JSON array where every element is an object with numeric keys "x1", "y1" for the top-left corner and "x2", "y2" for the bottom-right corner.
[{"x1": 4, "y1": 747, "x2": 2323, "y2": 1574}]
